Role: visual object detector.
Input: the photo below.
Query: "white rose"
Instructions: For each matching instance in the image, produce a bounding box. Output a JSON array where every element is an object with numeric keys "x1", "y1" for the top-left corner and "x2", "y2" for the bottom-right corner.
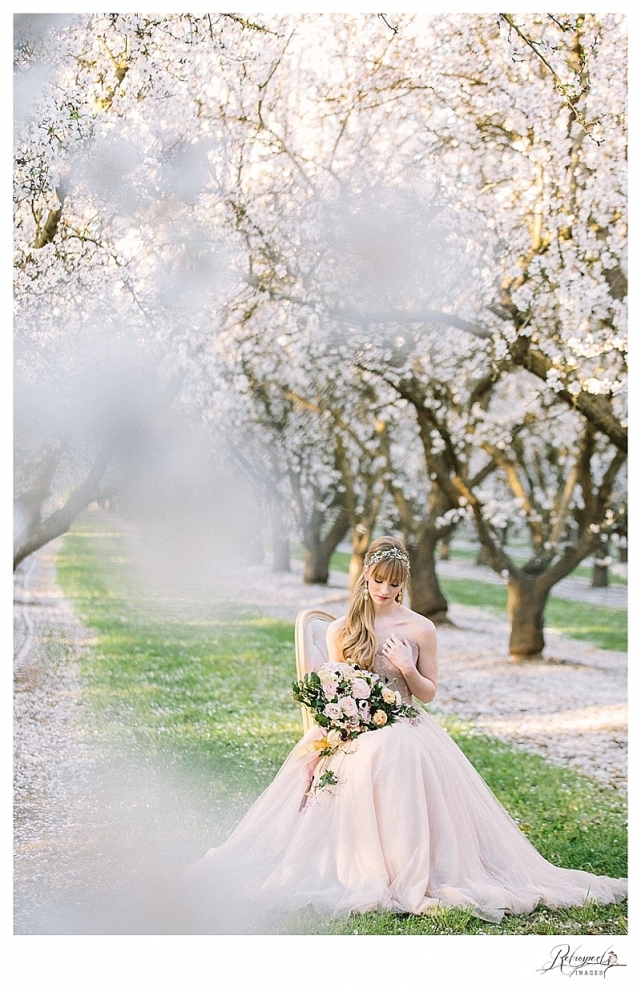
[
  {"x1": 322, "y1": 680, "x2": 339, "y2": 698},
  {"x1": 394, "y1": 691, "x2": 402, "y2": 706},
  {"x1": 324, "y1": 703, "x2": 342, "y2": 720},
  {"x1": 351, "y1": 678, "x2": 371, "y2": 700},
  {"x1": 326, "y1": 729, "x2": 342, "y2": 744},
  {"x1": 339, "y1": 697, "x2": 358, "y2": 717}
]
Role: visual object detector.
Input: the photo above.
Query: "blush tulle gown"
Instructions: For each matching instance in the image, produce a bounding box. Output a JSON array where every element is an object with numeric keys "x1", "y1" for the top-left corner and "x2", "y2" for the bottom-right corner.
[{"x1": 200, "y1": 649, "x2": 627, "y2": 923}]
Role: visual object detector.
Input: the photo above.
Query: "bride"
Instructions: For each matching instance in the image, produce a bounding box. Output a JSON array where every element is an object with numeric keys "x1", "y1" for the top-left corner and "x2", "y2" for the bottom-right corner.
[{"x1": 196, "y1": 535, "x2": 627, "y2": 924}]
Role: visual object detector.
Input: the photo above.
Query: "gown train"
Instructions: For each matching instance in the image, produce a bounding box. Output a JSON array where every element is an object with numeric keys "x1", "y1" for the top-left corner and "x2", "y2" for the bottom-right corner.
[{"x1": 199, "y1": 653, "x2": 627, "y2": 923}]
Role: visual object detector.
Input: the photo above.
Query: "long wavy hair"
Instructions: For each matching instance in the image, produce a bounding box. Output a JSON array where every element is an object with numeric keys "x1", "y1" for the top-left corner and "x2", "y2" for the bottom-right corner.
[{"x1": 339, "y1": 536, "x2": 410, "y2": 670}]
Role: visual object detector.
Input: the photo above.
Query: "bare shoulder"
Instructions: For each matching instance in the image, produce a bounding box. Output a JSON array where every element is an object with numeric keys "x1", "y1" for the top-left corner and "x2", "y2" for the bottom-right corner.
[
  {"x1": 326, "y1": 616, "x2": 347, "y2": 642},
  {"x1": 403, "y1": 608, "x2": 437, "y2": 640},
  {"x1": 403, "y1": 609, "x2": 438, "y2": 680}
]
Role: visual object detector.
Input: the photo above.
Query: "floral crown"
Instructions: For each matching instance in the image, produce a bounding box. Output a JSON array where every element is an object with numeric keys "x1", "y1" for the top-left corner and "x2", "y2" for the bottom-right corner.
[{"x1": 364, "y1": 546, "x2": 411, "y2": 570}]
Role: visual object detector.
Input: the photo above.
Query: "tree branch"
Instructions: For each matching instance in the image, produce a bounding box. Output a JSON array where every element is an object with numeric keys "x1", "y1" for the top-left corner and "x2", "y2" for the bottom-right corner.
[
  {"x1": 14, "y1": 441, "x2": 116, "y2": 570},
  {"x1": 510, "y1": 337, "x2": 627, "y2": 454},
  {"x1": 329, "y1": 307, "x2": 493, "y2": 339}
]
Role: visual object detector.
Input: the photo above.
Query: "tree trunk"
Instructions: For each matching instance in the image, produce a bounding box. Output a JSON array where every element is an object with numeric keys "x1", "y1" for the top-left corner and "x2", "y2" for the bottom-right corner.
[
  {"x1": 245, "y1": 531, "x2": 264, "y2": 565},
  {"x1": 348, "y1": 526, "x2": 372, "y2": 591},
  {"x1": 592, "y1": 537, "x2": 611, "y2": 587},
  {"x1": 272, "y1": 534, "x2": 290, "y2": 572},
  {"x1": 348, "y1": 552, "x2": 364, "y2": 590},
  {"x1": 439, "y1": 537, "x2": 451, "y2": 561},
  {"x1": 618, "y1": 544, "x2": 628, "y2": 564},
  {"x1": 507, "y1": 576, "x2": 550, "y2": 658},
  {"x1": 303, "y1": 543, "x2": 332, "y2": 584},
  {"x1": 303, "y1": 507, "x2": 349, "y2": 585},
  {"x1": 592, "y1": 562, "x2": 609, "y2": 588},
  {"x1": 270, "y1": 500, "x2": 291, "y2": 572},
  {"x1": 13, "y1": 442, "x2": 115, "y2": 571},
  {"x1": 408, "y1": 532, "x2": 449, "y2": 623},
  {"x1": 476, "y1": 544, "x2": 491, "y2": 566}
]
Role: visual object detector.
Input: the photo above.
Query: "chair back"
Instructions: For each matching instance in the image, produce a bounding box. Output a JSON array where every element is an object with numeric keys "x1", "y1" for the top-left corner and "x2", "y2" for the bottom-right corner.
[{"x1": 294, "y1": 608, "x2": 336, "y2": 732}]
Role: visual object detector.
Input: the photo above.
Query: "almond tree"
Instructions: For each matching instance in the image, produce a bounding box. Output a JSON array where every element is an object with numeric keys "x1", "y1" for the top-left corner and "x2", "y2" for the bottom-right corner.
[
  {"x1": 13, "y1": 13, "x2": 283, "y2": 568},
  {"x1": 392, "y1": 367, "x2": 624, "y2": 657},
  {"x1": 15, "y1": 12, "x2": 626, "y2": 638}
]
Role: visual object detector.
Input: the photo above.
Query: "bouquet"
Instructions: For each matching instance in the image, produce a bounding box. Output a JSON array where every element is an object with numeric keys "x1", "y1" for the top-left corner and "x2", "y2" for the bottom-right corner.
[{"x1": 292, "y1": 661, "x2": 419, "y2": 801}]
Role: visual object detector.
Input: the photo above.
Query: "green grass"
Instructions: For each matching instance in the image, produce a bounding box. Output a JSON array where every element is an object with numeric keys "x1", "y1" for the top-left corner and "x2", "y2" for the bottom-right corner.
[
  {"x1": 292, "y1": 547, "x2": 627, "y2": 652},
  {"x1": 57, "y1": 524, "x2": 304, "y2": 845},
  {"x1": 56, "y1": 512, "x2": 627, "y2": 936}
]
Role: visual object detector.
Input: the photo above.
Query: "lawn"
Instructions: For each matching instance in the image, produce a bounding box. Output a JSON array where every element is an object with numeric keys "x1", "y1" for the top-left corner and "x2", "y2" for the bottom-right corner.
[{"x1": 55, "y1": 512, "x2": 627, "y2": 936}]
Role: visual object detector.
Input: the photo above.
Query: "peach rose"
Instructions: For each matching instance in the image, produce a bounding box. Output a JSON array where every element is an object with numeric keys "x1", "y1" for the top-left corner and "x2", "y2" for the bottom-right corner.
[
  {"x1": 382, "y1": 688, "x2": 396, "y2": 705},
  {"x1": 373, "y1": 710, "x2": 388, "y2": 727}
]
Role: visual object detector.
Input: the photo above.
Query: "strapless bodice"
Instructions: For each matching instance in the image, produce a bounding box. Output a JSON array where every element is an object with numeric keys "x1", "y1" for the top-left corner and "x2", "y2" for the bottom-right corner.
[{"x1": 372, "y1": 641, "x2": 419, "y2": 705}]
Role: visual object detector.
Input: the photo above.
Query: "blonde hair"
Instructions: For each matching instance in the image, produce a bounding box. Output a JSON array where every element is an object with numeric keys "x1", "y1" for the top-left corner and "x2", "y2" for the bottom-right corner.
[{"x1": 339, "y1": 536, "x2": 410, "y2": 670}]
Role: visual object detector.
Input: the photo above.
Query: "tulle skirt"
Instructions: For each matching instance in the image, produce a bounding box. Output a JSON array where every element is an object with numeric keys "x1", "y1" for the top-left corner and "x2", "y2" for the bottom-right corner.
[{"x1": 199, "y1": 711, "x2": 627, "y2": 923}]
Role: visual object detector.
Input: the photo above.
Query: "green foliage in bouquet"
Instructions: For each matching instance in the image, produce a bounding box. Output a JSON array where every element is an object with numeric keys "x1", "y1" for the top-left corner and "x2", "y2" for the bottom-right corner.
[{"x1": 292, "y1": 662, "x2": 419, "y2": 743}]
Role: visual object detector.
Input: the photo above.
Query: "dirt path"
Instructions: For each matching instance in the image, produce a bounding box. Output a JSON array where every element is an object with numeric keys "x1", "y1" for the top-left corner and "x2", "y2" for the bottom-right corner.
[{"x1": 13, "y1": 541, "x2": 103, "y2": 932}]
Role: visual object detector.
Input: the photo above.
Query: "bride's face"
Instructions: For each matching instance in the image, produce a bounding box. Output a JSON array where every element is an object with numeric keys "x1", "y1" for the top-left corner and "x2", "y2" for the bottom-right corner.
[{"x1": 366, "y1": 569, "x2": 402, "y2": 606}]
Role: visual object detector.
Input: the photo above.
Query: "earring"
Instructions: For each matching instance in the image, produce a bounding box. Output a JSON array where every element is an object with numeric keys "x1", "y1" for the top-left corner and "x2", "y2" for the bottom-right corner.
[
  {"x1": 364, "y1": 586, "x2": 369, "y2": 600},
  {"x1": 396, "y1": 589, "x2": 403, "y2": 603}
]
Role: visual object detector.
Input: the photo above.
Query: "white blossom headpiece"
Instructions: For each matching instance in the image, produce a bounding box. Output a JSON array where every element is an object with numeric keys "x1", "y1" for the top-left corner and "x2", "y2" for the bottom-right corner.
[{"x1": 364, "y1": 547, "x2": 410, "y2": 570}]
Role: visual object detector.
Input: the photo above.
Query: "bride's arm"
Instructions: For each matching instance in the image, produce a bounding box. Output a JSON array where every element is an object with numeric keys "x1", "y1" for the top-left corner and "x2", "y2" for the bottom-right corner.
[{"x1": 382, "y1": 624, "x2": 438, "y2": 703}]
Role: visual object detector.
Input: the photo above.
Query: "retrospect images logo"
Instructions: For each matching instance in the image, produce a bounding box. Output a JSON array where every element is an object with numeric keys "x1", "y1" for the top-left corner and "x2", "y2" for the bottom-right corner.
[{"x1": 537, "y1": 944, "x2": 626, "y2": 978}]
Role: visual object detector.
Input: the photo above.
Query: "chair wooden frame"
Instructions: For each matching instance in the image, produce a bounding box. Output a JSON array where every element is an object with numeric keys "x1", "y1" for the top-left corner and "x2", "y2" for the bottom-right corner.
[{"x1": 294, "y1": 608, "x2": 336, "y2": 732}]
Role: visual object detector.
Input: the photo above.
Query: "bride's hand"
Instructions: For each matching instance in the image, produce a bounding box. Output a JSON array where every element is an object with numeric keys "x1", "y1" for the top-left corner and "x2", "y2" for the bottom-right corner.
[{"x1": 381, "y1": 635, "x2": 413, "y2": 674}]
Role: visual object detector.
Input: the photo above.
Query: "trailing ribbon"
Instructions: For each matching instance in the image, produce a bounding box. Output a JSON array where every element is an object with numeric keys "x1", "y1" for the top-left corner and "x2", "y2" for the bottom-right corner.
[
  {"x1": 294, "y1": 736, "x2": 332, "y2": 759},
  {"x1": 299, "y1": 751, "x2": 332, "y2": 810},
  {"x1": 295, "y1": 730, "x2": 335, "y2": 810}
]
